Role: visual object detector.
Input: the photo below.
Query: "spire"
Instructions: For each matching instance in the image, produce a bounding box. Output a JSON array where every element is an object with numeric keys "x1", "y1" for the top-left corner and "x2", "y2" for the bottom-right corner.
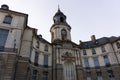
[{"x1": 58, "y1": 4, "x2": 61, "y2": 12}]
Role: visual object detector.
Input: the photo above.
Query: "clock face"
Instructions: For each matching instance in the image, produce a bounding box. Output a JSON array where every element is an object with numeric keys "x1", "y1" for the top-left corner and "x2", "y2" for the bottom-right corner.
[{"x1": 61, "y1": 29, "x2": 67, "y2": 35}]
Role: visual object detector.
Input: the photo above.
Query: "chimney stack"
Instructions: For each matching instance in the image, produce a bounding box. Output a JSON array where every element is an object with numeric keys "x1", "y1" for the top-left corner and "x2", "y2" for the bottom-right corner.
[{"x1": 91, "y1": 35, "x2": 96, "y2": 42}]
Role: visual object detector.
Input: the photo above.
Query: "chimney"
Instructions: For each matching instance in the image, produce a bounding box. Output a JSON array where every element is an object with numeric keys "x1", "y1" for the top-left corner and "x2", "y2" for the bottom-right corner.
[
  {"x1": 1, "y1": 4, "x2": 9, "y2": 10},
  {"x1": 91, "y1": 35, "x2": 96, "y2": 42}
]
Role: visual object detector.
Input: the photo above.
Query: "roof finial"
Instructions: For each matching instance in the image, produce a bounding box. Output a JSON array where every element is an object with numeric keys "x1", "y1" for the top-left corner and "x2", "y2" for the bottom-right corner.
[{"x1": 58, "y1": 4, "x2": 61, "y2": 12}]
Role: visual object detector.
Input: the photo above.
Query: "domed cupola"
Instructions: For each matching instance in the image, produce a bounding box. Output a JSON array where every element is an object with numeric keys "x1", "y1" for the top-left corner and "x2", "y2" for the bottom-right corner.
[
  {"x1": 53, "y1": 8, "x2": 67, "y2": 23},
  {"x1": 50, "y1": 7, "x2": 72, "y2": 43}
]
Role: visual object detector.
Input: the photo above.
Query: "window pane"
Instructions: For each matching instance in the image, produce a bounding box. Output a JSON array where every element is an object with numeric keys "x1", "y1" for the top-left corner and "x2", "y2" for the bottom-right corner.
[
  {"x1": 103, "y1": 55, "x2": 110, "y2": 67},
  {"x1": 44, "y1": 55, "x2": 48, "y2": 67},
  {"x1": 34, "y1": 52, "x2": 39, "y2": 66},
  {"x1": 43, "y1": 72, "x2": 48, "y2": 80},
  {"x1": 44, "y1": 45, "x2": 48, "y2": 51},
  {"x1": 92, "y1": 49, "x2": 96, "y2": 54},
  {"x1": 101, "y1": 46, "x2": 106, "y2": 52},
  {"x1": 87, "y1": 72, "x2": 92, "y2": 80},
  {"x1": 84, "y1": 58, "x2": 90, "y2": 68},
  {"x1": 93, "y1": 57, "x2": 100, "y2": 68},
  {"x1": 3, "y1": 16, "x2": 12, "y2": 24},
  {"x1": 32, "y1": 70, "x2": 38, "y2": 80},
  {"x1": 97, "y1": 72, "x2": 103, "y2": 80},
  {"x1": 0, "y1": 29, "x2": 9, "y2": 50},
  {"x1": 83, "y1": 50, "x2": 87, "y2": 55}
]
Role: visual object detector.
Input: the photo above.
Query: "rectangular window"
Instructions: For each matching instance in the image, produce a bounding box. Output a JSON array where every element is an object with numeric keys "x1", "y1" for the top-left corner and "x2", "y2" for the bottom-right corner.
[
  {"x1": 97, "y1": 72, "x2": 103, "y2": 80},
  {"x1": 3, "y1": 15, "x2": 12, "y2": 24},
  {"x1": 34, "y1": 52, "x2": 39, "y2": 66},
  {"x1": 32, "y1": 70, "x2": 38, "y2": 80},
  {"x1": 0, "y1": 29, "x2": 9, "y2": 51},
  {"x1": 83, "y1": 49, "x2": 87, "y2": 55},
  {"x1": 107, "y1": 70, "x2": 115, "y2": 80},
  {"x1": 93, "y1": 57, "x2": 100, "y2": 69},
  {"x1": 43, "y1": 55, "x2": 48, "y2": 67},
  {"x1": 92, "y1": 48, "x2": 96, "y2": 54},
  {"x1": 84, "y1": 58, "x2": 90, "y2": 69},
  {"x1": 43, "y1": 72, "x2": 48, "y2": 80},
  {"x1": 103, "y1": 55, "x2": 110, "y2": 67},
  {"x1": 101, "y1": 46, "x2": 106, "y2": 52},
  {"x1": 44, "y1": 45, "x2": 48, "y2": 51},
  {"x1": 86, "y1": 72, "x2": 92, "y2": 80}
]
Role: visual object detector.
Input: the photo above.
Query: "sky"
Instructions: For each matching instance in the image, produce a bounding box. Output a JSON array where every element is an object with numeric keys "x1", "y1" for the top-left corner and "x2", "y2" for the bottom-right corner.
[{"x1": 0, "y1": 0, "x2": 120, "y2": 44}]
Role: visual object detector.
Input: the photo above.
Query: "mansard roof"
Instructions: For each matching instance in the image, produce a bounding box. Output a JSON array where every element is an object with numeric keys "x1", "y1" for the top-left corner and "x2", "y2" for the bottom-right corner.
[{"x1": 79, "y1": 36, "x2": 120, "y2": 49}]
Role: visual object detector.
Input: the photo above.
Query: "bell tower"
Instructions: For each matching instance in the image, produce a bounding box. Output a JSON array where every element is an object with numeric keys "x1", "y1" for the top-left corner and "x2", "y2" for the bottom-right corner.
[{"x1": 50, "y1": 7, "x2": 71, "y2": 42}]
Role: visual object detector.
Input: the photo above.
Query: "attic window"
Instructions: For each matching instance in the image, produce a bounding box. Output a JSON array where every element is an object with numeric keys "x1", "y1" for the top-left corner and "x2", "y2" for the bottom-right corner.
[
  {"x1": 95, "y1": 40, "x2": 99, "y2": 45},
  {"x1": 3, "y1": 15, "x2": 12, "y2": 24}
]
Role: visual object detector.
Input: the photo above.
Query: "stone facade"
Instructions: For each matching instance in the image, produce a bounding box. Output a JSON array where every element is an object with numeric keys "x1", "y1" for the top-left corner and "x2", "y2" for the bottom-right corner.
[{"x1": 0, "y1": 4, "x2": 120, "y2": 80}]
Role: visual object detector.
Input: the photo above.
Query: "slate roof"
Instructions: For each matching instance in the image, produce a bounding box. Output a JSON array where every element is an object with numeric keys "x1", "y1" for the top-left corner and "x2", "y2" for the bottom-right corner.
[{"x1": 79, "y1": 36, "x2": 120, "y2": 49}]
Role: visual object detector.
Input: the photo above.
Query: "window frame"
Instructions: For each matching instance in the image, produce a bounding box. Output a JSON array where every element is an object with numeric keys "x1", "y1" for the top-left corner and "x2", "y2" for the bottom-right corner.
[
  {"x1": 32, "y1": 70, "x2": 38, "y2": 80},
  {"x1": 0, "y1": 29, "x2": 9, "y2": 51},
  {"x1": 93, "y1": 57, "x2": 100, "y2": 69},
  {"x1": 92, "y1": 48, "x2": 96, "y2": 54},
  {"x1": 44, "y1": 45, "x2": 48, "y2": 52},
  {"x1": 3, "y1": 15, "x2": 12, "y2": 24},
  {"x1": 84, "y1": 58, "x2": 90, "y2": 69},
  {"x1": 34, "y1": 51, "x2": 39, "y2": 66},
  {"x1": 43, "y1": 55, "x2": 48, "y2": 67}
]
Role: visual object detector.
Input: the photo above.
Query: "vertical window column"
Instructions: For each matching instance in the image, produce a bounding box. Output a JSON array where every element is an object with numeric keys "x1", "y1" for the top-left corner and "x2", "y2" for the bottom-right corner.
[
  {"x1": 93, "y1": 57, "x2": 100, "y2": 69},
  {"x1": 0, "y1": 29, "x2": 9, "y2": 51},
  {"x1": 43, "y1": 55, "x2": 48, "y2": 67},
  {"x1": 97, "y1": 72, "x2": 103, "y2": 80},
  {"x1": 34, "y1": 52, "x2": 39, "y2": 66},
  {"x1": 84, "y1": 58, "x2": 90, "y2": 69},
  {"x1": 43, "y1": 72, "x2": 48, "y2": 80},
  {"x1": 103, "y1": 55, "x2": 110, "y2": 67},
  {"x1": 86, "y1": 72, "x2": 92, "y2": 80},
  {"x1": 32, "y1": 70, "x2": 38, "y2": 80}
]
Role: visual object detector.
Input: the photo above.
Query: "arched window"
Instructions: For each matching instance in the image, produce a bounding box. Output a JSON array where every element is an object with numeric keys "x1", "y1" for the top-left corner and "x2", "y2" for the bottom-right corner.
[
  {"x1": 3, "y1": 15, "x2": 12, "y2": 24},
  {"x1": 61, "y1": 29, "x2": 67, "y2": 40}
]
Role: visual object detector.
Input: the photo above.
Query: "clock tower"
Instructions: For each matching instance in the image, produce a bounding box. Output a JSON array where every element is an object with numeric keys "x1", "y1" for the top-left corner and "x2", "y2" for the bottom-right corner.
[{"x1": 50, "y1": 8, "x2": 71, "y2": 42}]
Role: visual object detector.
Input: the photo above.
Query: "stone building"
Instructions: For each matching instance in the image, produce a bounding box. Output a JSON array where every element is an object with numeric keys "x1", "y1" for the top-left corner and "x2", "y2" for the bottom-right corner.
[{"x1": 0, "y1": 4, "x2": 120, "y2": 80}]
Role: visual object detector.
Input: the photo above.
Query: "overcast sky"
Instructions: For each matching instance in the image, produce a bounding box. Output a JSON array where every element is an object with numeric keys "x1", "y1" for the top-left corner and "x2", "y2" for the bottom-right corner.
[{"x1": 0, "y1": 0, "x2": 120, "y2": 44}]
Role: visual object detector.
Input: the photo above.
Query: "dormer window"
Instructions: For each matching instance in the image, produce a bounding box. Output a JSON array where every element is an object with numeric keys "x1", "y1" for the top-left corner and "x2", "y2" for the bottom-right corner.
[
  {"x1": 3, "y1": 15, "x2": 12, "y2": 24},
  {"x1": 116, "y1": 42, "x2": 120, "y2": 49}
]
